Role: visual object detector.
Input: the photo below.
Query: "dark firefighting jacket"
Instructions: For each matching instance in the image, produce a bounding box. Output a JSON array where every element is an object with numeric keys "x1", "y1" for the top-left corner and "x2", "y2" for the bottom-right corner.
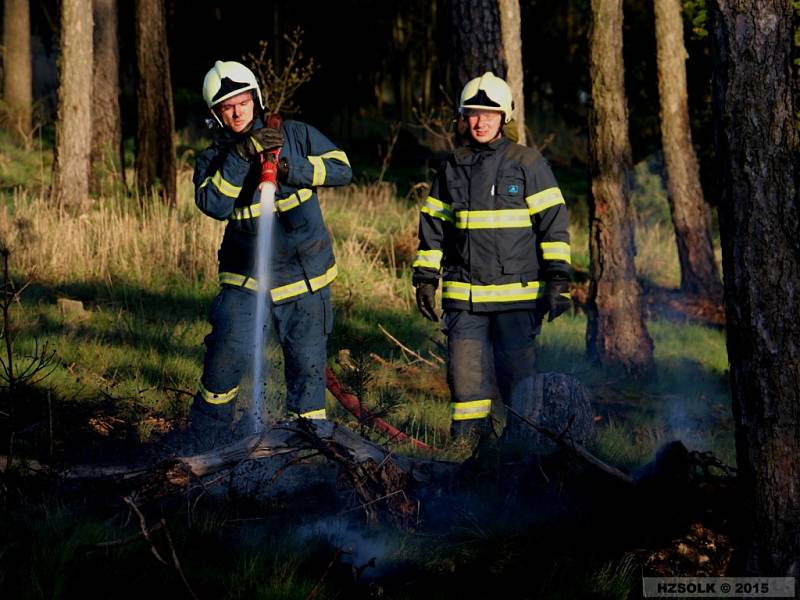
[
  {"x1": 412, "y1": 136, "x2": 571, "y2": 312},
  {"x1": 194, "y1": 118, "x2": 352, "y2": 304}
]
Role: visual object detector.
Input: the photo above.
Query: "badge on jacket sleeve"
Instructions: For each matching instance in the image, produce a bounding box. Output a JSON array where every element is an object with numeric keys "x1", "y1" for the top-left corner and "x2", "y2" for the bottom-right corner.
[{"x1": 507, "y1": 184, "x2": 520, "y2": 194}]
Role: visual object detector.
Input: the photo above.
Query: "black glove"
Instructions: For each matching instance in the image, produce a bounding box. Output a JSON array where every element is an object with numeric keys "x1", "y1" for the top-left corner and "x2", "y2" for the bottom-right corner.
[
  {"x1": 251, "y1": 127, "x2": 284, "y2": 152},
  {"x1": 232, "y1": 127, "x2": 284, "y2": 161},
  {"x1": 543, "y1": 278, "x2": 571, "y2": 322},
  {"x1": 415, "y1": 282, "x2": 439, "y2": 322}
]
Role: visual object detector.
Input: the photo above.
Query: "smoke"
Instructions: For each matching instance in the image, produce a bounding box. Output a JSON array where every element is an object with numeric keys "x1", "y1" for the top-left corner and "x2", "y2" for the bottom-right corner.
[
  {"x1": 297, "y1": 516, "x2": 394, "y2": 573},
  {"x1": 650, "y1": 357, "x2": 734, "y2": 464}
]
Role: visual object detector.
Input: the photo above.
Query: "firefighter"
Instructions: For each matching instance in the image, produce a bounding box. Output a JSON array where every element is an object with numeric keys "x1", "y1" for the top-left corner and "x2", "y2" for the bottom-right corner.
[
  {"x1": 412, "y1": 72, "x2": 572, "y2": 439},
  {"x1": 176, "y1": 60, "x2": 351, "y2": 451}
]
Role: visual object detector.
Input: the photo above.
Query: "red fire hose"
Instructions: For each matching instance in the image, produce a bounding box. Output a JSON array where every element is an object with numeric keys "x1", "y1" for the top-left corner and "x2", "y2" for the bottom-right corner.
[{"x1": 325, "y1": 367, "x2": 435, "y2": 451}]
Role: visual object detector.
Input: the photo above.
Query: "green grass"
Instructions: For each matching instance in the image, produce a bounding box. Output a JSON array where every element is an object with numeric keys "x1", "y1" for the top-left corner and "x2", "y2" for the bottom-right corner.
[{"x1": 0, "y1": 129, "x2": 52, "y2": 194}]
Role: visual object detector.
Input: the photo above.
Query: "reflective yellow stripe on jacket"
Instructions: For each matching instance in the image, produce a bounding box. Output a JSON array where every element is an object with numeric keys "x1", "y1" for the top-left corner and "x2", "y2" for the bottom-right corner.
[
  {"x1": 229, "y1": 189, "x2": 314, "y2": 220},
  {"x1": 307, "y1": 150, "x2": 350, "y2": 187},
  {"x1": 412, "y1": 249, "x2": 443, "y2": 270},
  {"x1": 420, "y1": 196, "x2": 454, "y2": 223},
  {"x1": 455, "y1": 208, "x2": 531, "y2": 230},
  {"x1": 526, "y1": 187, "x2": 565, "y2": 215},
  {"x1": 201, "y1": 171, "x2": 242, "y2": 199},
  {"x1": 442, "y1": 280, "x2": 543, "y2": 303},
  {"x1": 220, "y1": 264, "x2": 338, "y2": 303},
  {"x1": 541, "y1": 241, "x2": 571, "y2": 263}
]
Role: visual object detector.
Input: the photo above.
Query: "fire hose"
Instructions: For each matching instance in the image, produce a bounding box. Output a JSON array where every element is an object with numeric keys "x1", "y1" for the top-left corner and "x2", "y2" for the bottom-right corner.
[{"x1": 325, "y1": 367, "x2": 434, "y2": 451}]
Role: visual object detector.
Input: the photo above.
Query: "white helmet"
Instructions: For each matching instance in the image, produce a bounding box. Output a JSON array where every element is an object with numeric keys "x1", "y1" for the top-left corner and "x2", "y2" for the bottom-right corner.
[
  {"x1": 459, "y1": 72, "x2": 514, "y2": 124},
  {"x1": 202, "y1": 60, "x2": 264, "y2": 125}
]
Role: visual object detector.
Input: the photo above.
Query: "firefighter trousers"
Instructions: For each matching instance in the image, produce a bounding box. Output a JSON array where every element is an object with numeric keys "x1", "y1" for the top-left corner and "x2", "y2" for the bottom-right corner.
[
  {"x1": 444, "y1": 309, "x2": 541, "y2": 436},
  {"x1": 196, "y1": 284, "x2": 333, "y2": 420}
]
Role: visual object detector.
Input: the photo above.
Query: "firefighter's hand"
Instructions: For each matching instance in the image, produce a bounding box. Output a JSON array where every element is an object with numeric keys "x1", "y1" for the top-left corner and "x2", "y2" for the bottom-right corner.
[
  {"x1": 251, "y1": 127, "x2": 284, "y2": 152},
  {"x1": 233, "y1": 127, "x2": 284, "y2": 161},
  {"x1": 544, "y1": 278, "x2": 571, "y2": 322},
  {"x1": 415, "y1": 282, "x2": 439, "y2": 322}
]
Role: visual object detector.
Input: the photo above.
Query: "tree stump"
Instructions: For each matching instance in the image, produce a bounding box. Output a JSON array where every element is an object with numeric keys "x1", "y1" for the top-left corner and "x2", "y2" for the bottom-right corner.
[{"x1": 501, "y1": 372, "x2": 595, "y2": 453}]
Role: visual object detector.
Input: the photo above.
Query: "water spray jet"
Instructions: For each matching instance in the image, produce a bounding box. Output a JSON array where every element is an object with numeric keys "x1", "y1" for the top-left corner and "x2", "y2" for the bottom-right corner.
[{"x1": 250, "y1": 128, "x2": 282, "y2": 436}]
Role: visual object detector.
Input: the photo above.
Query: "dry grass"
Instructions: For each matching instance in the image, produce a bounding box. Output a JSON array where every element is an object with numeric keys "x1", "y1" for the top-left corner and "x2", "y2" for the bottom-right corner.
[
  {"x1": 0, "y1": 174, "x2": 421, "y2": 316},
  {"x1": 634, "y1": 221, "x2": 681, "y2": 289},
  {"x1": 321, "y1": 182, "x2": 418, "y2": 312},
  {"x1": 0, "y1": 169, "x2": 221, "y2": 291}
]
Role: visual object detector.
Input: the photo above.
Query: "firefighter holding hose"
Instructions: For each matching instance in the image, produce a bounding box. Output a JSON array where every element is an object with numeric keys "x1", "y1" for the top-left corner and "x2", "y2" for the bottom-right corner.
[
  {"x1": 172, "y1": 60, "x2": 351, "y2": 452},
  {"x1": 412, "y1": 72, "x2": 572, "y2": 440}
]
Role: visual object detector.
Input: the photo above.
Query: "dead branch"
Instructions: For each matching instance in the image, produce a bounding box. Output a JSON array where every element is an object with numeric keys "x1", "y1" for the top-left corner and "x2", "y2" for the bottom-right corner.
[
  {"x1": 85, "y1": 521, "x2": 165, "y2": 550},
  {"x1": 161, "y1": 518, "x2": 199, "y2": 600},
  {"x1": 377, "y1": 323, "x2": 438, "y2": 368},
  {"x1": 306, "y1": 548, "x2": 344, "y2": 600},
  {"x1": 427, "y1": 349, "x2": 445, "y2": 365},
  {"x1": 352, "y1": 557, "x2": 377, "y2": 581},
  {"x1": 61, "y1": 420, "x2": 453, "y2": 489},
  {"x1": 369, "y1": 352, "x2": 389, "y2": 366},
  {"x1": 378, "y1": 122, "x2": 402, "y2": 183},
  {"x1": 286, "y1": 418, "x2": 417, "y2": 525},
  {"x1": 504, "y1": 404, "x2": 636, "y2": 486},
  {"x1": 123, "y1": 495, "x2": 167, "y2": 565},
  {"x1": 338, "y1": 489, "x2": 406, "y2": 516}
]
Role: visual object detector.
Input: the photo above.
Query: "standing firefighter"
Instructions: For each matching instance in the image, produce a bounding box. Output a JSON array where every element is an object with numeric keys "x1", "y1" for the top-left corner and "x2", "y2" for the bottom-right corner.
[
  {"x1": 412, "y1": 72, "x2": 572, "y2": 438},
  {"x1": 177, "y1": 60, "x2": 351, "y2": 451}
]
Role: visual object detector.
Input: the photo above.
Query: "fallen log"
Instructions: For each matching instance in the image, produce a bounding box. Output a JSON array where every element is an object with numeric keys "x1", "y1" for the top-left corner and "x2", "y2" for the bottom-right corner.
[
  {"x1": 57, "y1": 419, "x2": 457, "y2": 522},
  {"x1": 11, "y1": 373, "x2": 603, "y2": 490},
  {"x1": 12, "y1": 372, "x2": 717, "y2": 527}
]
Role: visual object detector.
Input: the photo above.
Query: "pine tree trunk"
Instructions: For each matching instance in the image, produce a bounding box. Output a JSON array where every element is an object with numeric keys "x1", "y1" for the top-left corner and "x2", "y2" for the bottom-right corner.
[
  {"x1": 498, "y1": 0, "x2": 526, "y2": 145},
  {"x1": 51, "y1": 0, "x2": 93, "y2": 213},
  {"x1": 586, "y1": 0, "x2": 654, "y2": 375},
  {"x1": 91, "y1": 0, "x2": 123, "y2": 194},
  {"x1": 2, "y1": 0, "x2": 32, "y2": 141},
  {"x1": 709, "y1": 0, "x2": 800, "y2": 576},
  {"x1": 391, "y1": 13, "x2": 412, "y2": 121},
  {"x1": 654, "y1": 0, "x2": 721, "y2": 299},
  {"x1": 134, "y1": 0, "x2": 176, "y2": 205},
  {"x1": 447, "y1": 0, "x2": 506, "y2": 93}
]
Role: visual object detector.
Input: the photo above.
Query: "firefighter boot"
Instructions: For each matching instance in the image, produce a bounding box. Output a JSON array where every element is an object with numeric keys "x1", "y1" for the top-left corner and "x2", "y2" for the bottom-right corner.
[
  {"x1": 450, "y1": 416, "x2": 491, "y2": 440},
  {"x1": 161, "y1": 396, "x2": 235, "y2": 456}
]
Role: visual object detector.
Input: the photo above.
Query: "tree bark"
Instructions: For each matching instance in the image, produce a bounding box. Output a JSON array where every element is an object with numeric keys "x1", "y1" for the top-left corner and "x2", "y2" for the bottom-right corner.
[
  {"x1": 91, "y1": 0, "x2": 124, "y2": 193},
  {"x1": 654, "y1": 0, "x2": 721, "y2": 299},
  {"x1": 498, "y1": 0, "x2": 526, "y2": 145},
  {"x1": 709, "y1": 0, "x2": 800, "y2": 576},
  {"x1": 134, "y1": 0, "x2": 176, "y2": 205},
  {"x1": 2, "y1": 0, "x2": 32, "y2": 142},
  {"x1": 446, "y1": 0, "x2": 506, "y2": 94},
  {"x1": 51, "y1": 0, "x2": 93, "y2": 213},
  {"x1": 586, "y1": 0, "x2": 654, "y2": 375}
]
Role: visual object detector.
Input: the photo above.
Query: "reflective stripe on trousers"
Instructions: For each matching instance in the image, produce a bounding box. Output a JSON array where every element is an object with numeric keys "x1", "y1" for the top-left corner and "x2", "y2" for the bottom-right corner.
[
  {"x1": 443, "y1": 309, "x2": 540, "y2": 422},
  {"x1": 200, "y1": 285, "x2": 333, "y2": 415}
]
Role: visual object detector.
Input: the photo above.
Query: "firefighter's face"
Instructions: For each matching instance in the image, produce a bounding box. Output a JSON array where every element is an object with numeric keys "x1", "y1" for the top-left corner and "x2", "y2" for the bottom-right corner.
[
  {"x1": 464, "y1": 109, "x2": 503, "y2": 144},
  {"x1": 217, "y1": 91, "x2": 255, "y2": 133}
]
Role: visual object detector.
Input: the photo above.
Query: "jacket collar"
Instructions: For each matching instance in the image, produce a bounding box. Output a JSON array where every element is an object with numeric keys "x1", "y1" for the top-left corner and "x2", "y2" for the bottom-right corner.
[
  {"x1": 213, "y1": 116, "x2": 264, "y2": 145},
  {"x1": 452, "y1": 135, "x2": 509, "y2": 165}
]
